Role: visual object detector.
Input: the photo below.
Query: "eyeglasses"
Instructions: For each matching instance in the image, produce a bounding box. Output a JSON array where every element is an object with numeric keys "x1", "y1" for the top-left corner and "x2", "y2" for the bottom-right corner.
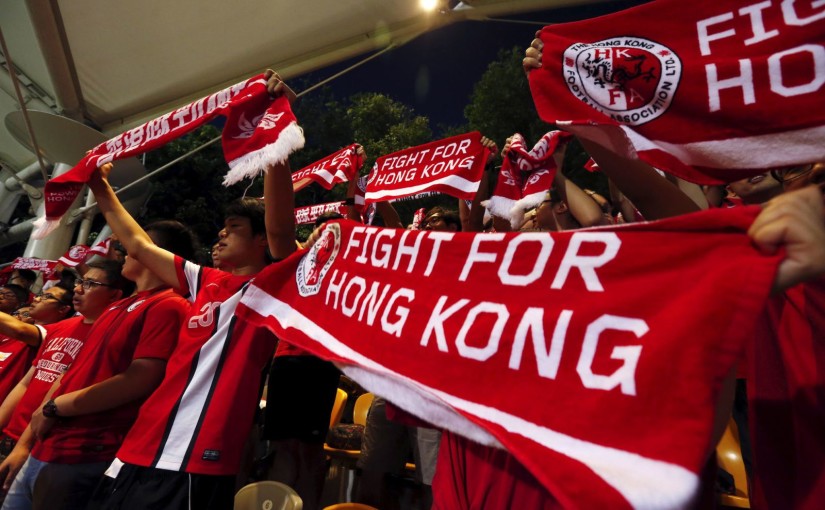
[
  {"x1": 770, "y1": 164, "x2": 813, "y2": 184},
  {"x1": 35, "y1": 292, "x2": 67, "y2": 304},
  {"x1": 74, "y1": 278, "x2": 114, "y2": 291},
  {"x1": 0, "y1": 290, "x2": 16, "y2": 300},
  {"x1": 11, "y1": 310, "x2": 31, "y2": 319}
]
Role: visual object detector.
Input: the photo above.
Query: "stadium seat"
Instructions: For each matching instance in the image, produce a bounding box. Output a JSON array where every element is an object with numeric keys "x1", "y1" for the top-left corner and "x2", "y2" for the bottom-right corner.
[
  {"x1": 716, "y1": 417, "x2": 750, "y2": 508},
  {"x1": 235, "y1": 480, "x2": 303, "y2": 510}
]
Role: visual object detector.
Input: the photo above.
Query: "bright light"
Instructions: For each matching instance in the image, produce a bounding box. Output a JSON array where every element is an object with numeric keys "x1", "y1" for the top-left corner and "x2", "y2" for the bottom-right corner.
[{"x1": 420, "y1": 0, "x2": 439, "y2": 12}]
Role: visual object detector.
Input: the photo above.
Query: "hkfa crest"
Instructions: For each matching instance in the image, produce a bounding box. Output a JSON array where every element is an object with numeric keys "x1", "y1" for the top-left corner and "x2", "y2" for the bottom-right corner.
[
  {"x1": 296, "y1": 223, "x2": 341, "y2": 297},
  {"x1": 563, "y1": 37, "x2": 681, "y2": 126}
]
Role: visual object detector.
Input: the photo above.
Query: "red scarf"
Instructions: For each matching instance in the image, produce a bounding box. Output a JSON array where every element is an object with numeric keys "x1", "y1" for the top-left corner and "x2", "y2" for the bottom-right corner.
[
  {"x1": 365, "y1": 132, "x2": 491, "y2": 203},
  {"x1": 528, "y1": 0, "x2": 825, "y2": 184},
  {"x1": 484, "y1": 131, "x2": 571, "y2": 228},
  {"x1": 294, "y1": 202, "x2": 347, "y2": 225},
  {"x1": 57, "y1": 245, "x2": 91, "y2": 267},
  {"x1": 292, "y1": 144, "x2": 363, "y2": 191},
  {"x1": 10, "y1": 257, "x2": 55, "y2": 273},
  {"x1": 236, "y1": 206, "x2": 779, "y2": 509},
  {"x1": 34, "y1": 74, "x2": 304, "y2": 238}
]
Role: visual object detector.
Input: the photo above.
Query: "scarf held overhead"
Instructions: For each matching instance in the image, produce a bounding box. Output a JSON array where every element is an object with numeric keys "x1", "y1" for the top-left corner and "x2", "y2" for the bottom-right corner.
[
  {"x1": 294, "y1": 202, "x2": 347, "y2": 225},
  {"x1": 292, "y1": 144, "x2": 363, "y2": 192},
  {"x1": 236, "y1": 207, "x2": 779, "y2": 509},
  {"x1": 484, "y1": 131, "x2": 572, "y2": 228},
  {"x1": 528, "y1": 0, "x2": 825, "y2": 184},
  {"x1": 365, "y1": 131, "x2": 491, "y2": 204},
  {"x1": 34, "y1": 74, "x2": 304, "y2": 238}
]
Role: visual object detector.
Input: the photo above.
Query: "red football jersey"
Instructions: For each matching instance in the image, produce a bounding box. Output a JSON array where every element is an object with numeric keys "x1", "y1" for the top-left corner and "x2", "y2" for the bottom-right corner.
[
  {"x1": 116, "y1": 258, "x2": 277, "y2": 475},
  {"x1": 3, "y1": 316, "x2": 92, "y2": 440},
  {"x1": 748, "y1": 278, "x2": 825, "y2": 510},
  {"x1": 32, "y1": 288, "x2": 188, "y2": 463},
  {"x1": 0, "y1": 335, "x2": 36, "y2": 404}
]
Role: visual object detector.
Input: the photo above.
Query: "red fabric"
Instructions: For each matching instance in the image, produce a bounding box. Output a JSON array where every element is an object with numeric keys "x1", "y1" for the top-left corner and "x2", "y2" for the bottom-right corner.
[
  {"x1": 528, "y1": 0, "x2": 825, "y2": 184},
  {"x1": 584, "y1": 158, "x2": 600, "y2": 173},
  {"x1": 747, "y1": 278, "x2": 825, "y2": 510},
  {"x1": 34, "y1": 74, "x2": 304, "y2": 238},
  {"x1": 116, "y1": 258, "x2": 277, "y2": 475},
  {"x1": 432, "y1": 431, "x2": 561, "y2": 510},
  {"x1": 32, "y1": 288, "x2": 188, "y2": 464},
  {"x1": 294, "y1": 202, "x2": 347, "y2": 226},
  {"x1": 365, "y1": 132, "x2": 491, "y2": 203},
  {"x1": 291, "y1": 144, "x2": 362, "y2": 191},
  {"x1": 236, "y1": 206, "x2": 779, "y2": 508},
  {"x1": 88, "y1": 236, "x2": 112, "y2": 257},
  {"x1": 485, "y1": 131, "x2": 571, "y2": 227},
  {"x1": 10, "y1": 258, "x2": 55, "y2": 273},
  {"x1": 57, "y1": 245, "x2": 90, "y2": 267},
  {"x1": 0, "y1": 335, "x2": 36, "y2": 404},
  {"x1": 3, "y1": 317, "x2": 91, "y2": 440}
]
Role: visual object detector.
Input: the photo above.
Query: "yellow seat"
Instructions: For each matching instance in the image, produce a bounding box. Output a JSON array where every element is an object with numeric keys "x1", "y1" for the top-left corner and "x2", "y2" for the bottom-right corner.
[
  {"x1": 325, "y1": 392, "x2": 375, "y2": 501},
  {"x1": 235, "y1": 480, "x2": 303, "y2": 510},
  {"x1": 716, "y1": 417, "x2": 750, "y2": 508},
  {"x1": 329, "y1": 388, "x2": 348, "y2": 430},
  {"x1": 324, "y1": 504, "x2": 379, "y2": 510}
]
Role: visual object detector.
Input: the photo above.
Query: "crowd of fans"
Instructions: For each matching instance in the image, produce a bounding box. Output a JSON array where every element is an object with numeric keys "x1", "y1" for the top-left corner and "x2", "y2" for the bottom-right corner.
[{"x1": 0, "y1": 47, "x2": 821, "y2": 510}]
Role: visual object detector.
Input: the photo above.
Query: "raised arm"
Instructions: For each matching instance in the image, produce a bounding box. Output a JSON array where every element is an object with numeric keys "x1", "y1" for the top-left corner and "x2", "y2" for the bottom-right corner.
[
  {"x1": 88, "y1": 165, "x2": 180, "y2": 288},
  {"x1": 0, "y1": 313, "x2": 40, "y2": 347},
  {"x1": 263, "y1": 71, "x2": 299, "y2": 261}
]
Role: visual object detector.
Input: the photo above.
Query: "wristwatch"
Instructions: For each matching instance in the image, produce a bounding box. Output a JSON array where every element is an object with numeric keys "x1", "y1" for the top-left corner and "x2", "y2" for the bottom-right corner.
[{"x1": 42, "y1": 399, "x2": 60, "y2": 418}]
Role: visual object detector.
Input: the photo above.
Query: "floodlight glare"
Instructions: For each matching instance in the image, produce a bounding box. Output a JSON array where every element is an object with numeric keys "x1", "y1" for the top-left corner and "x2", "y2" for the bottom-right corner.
[{"x1": 420, "y1": 0, "x2": 439, "y2": 12}]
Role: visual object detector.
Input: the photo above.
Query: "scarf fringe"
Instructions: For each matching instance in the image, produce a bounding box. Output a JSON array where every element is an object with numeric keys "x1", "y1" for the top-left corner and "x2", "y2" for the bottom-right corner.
[
  {"x1": 482, "y1": 196, "x2": 517, "y2": 222},
  {"x1": 223, "y1": 122, "x2": 305, "y2": 186},
  {"x1": 509, "y1": 190, "x2": 547, "y2": 229},
  {"x1": 31, "y1": 216, "x2": 61, "y2": 240}
]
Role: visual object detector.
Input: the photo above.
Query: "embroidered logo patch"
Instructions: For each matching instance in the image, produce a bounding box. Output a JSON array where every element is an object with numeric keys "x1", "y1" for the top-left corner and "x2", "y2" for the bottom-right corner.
[
  {"x1": 563, "y1": 37, "x2": 681, "y2": 126},
  {"x1": 296, "y1": 223, "x2": 341, "y2": 297},
  {"x1": 202, "y1": 449, "x2": 221, "y2": 461}
]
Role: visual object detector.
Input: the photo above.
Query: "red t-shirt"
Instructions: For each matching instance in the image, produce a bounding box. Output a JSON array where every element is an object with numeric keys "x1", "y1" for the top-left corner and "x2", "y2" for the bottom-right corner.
[
  {"x1": 0, "y1": 335, "x2": 36, "y2": 404},
  {"x1": 116, "y1": 258, "x2": 277, "y2": 475},
  {"x1": 31, "y1": 288, "x2": 188, "y2": 464},
  {"x1": 3, "y1": 317, "x2": 92, "y2": 440},
  {"x1": 748, "y1": 278, "x2": 825, "y2": 510}
]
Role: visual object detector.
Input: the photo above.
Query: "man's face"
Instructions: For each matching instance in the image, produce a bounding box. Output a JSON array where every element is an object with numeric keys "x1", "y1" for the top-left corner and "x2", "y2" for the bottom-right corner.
[
  {"x1": 727, "y1": 173, "x2": 782, "y2": 205},
  {"x1": 72, "y1": 268, "x2": 121, "y2": 320},
  {"x1": 12, "y1": 306, "x2": 35, "y2": 325},
  {"x1": 29, "y1": 287, "x2": 71, "y2": 324},
  {"x1": 422, "y1": 214, "x2": 457, "y2": 232},
  {"x1": 0, "y1": 287, "x2": 21, "y2": 314},
  {"x1": 214, "y1": 216, "x2": 264, "y2": 268}
]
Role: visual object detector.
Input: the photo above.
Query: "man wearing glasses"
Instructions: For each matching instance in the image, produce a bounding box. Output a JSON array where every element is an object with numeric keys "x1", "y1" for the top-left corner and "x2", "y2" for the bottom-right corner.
[
  {"x1": 0, "y1": 261, "x2": 130, "y2": 510},
  {"x1": 0, "y1": 284, "x2": 75, "y2": 416},
  {"x1": 0, "y1": 287, "x2": 27, "y2": 317}
]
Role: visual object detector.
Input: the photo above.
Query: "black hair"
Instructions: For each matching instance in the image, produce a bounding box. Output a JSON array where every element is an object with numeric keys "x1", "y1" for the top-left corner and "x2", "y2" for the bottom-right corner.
[
  {"x1": 86, "y1": 260, "x2": 135, "y2": 296},
  {"x1": 145, "y1": 220, "x2": 200, "y2": 261},
  {"x1": 224, "y1": 198, "x2": 266, "y2": 236},
  {"x1": 1, "y1": 284, "x2": 28, "y2": 306},
  {"x1": 425, "y1": 206, "x2": 461, "y2": 230},
  {"x1": 314, "y1": 211, "x2": 344, "y2": 229},
  {"x1": 12, "y1": 269, "x2": 36, "y2": 284}
]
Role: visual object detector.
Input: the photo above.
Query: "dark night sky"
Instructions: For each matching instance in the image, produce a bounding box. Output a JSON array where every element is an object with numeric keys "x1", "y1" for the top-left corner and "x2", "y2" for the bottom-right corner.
[{"x1": 300, "y1": 0, "x2": 648, "y2": 129}]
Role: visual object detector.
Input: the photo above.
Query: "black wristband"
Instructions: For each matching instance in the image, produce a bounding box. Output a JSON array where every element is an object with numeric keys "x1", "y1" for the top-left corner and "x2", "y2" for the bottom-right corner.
[{"x1": 42, "y1": 399, "x2": 59, "y2": 418}]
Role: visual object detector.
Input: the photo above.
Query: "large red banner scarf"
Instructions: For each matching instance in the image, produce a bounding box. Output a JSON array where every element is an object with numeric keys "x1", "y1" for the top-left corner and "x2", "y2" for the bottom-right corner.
[
  {"x1": 237, "y1": 207, "x2": 779, "y2": 508},
  {"x1": 34, "y1": 74, "x2": 304, "y2": 238},
  {"x1": 294, "y1": 202, "x2": 347, "y2": 225},
  {"x1": 528, "y1": 0, "x2": 825, "y2": 184},
  {"x1": 485, "y1": 131, "x2": 572, "y2": 228},
  {"x1": 365, "y1": 132, "x2": 491, "y2": 203},
  {"x1": 291, "y1": 144, "x2": 363, "y2": 191}
]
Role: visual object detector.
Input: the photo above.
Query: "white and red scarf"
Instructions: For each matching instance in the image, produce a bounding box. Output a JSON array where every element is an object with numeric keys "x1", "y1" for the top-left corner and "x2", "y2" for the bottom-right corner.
[
  {"x1": 57, "y1": 245, "x2": 91, "y2": 267},
  {"x1": 529, "y1": 0, "x2": 825, "y2": 184},
  {"x1": 236, "y1": 206, "x2": 779, "y2": 509},
  {"x1": 10, "y1": 257, "x2": 56, "y2": 273},
  {"x1": 33, "y1": 74, "x2": 304, "y2": 238},
  {"x1": 292, "y1": 144, "x2": 363, "y2": 191},
  {"x1": 484, "y1": 131, "x2": 571, "y2": 228},
  {"x1": 365, "y1": 132, "x2": 491, "y2": 204},
  {"x1": 294, "y1": 201, "x2": 347, "y2": 225}
]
